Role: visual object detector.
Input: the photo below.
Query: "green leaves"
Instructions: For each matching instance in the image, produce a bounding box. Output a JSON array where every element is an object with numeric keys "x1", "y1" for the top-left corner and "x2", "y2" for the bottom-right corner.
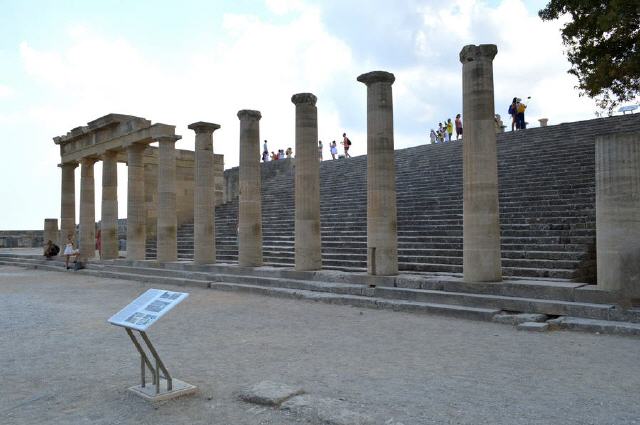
[{"x1": 539, "y1": 0, "x2": 640, "y2": 113}]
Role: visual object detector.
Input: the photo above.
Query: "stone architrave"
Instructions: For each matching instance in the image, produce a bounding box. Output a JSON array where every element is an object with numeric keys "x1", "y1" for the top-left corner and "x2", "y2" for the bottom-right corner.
[
  {"x1": 127, "y1": 144, "x2": 147, "y2": 260},
  {"x1": 156, "y1": 136, "x2": 180, "y2": 263},
  {"x1": 237, "y1": 110, "x2": 263, "y2": 267},
  {"x1": 357, "y1": 71, "x2": 398, "y2": 276},
  {"x1": 101, "y1": 150, "x2": 119, "y2": 259},
  {"x1": 79, "y1": 157, "x2": 97, "y2": 260},
  {"x1": 44, "y1": 219, "x2": 58, "y2": 245},
  {"x1": 291, "y1": 93, "x2": 322, "y2": 271},
  {"x1": 59, "y1": 162, "x2": 77, "y2": 245},
  {"x1": 188, "y1": 121, "x2": 221, "y2": 265},
  {"x1": 596, "y1": 132, "x2": 640, "y2": 302},
  {"x1": 459, "y1": 44, "x2": 502, "y2": 283}
]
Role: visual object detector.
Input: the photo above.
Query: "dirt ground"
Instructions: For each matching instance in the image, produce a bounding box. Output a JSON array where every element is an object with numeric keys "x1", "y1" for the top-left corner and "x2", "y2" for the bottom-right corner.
[{"x1": 1, "y1": 265, "x2": 639, "y2": 425}]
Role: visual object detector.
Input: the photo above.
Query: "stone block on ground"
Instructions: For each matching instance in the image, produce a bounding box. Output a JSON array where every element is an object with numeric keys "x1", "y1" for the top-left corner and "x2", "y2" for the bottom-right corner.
[
  {"x1": 237, "y1": 381, "x2": 304, "y2": 406},
  {"x1": 516, "y1": 322, "x2": 550, "y2": 332},
  {"x1": 280, "y1": 394, "x2": 376, "y2": 425},
  {"x1": 493, "y1": 312, "x2": 548, "y2": 325}
]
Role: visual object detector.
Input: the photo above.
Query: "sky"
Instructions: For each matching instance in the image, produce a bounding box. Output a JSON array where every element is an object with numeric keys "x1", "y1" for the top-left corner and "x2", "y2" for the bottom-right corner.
[{"x1": 0, "y1": 0, "x2": 603, "y2": 230}]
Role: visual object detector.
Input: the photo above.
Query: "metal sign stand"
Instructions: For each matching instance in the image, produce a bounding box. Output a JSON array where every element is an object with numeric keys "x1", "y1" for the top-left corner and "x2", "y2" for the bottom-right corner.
[{"x1": 124, "y1": 328, "x2": 197, "y2": 401}]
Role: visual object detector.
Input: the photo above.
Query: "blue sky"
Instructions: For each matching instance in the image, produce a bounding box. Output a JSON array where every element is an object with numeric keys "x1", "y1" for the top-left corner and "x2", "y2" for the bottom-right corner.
[{"x1": 1, "y1": 0, "x2": 601, "y2": 229}]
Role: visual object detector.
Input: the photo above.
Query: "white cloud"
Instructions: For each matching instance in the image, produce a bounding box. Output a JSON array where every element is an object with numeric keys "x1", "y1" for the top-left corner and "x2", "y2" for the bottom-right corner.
[{"x1": 0, "y1": 84, "x2": 13, "y2": 98}]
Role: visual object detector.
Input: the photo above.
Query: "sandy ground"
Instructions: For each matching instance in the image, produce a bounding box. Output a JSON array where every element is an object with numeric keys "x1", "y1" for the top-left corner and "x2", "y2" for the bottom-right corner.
[{"x1": 1, "y1": 265, "x2": 639, "y2": 425}]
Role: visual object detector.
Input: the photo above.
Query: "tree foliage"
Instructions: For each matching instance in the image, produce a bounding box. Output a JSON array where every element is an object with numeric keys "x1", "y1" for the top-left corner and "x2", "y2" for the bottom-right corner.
[{"x1": 539, "y1": 0, "x2": 640, "y2": 113}]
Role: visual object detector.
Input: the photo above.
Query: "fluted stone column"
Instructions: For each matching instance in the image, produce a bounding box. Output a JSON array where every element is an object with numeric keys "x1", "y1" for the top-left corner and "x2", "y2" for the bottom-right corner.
[
  {"x1": 292, "y1": 93, "x2": 322, "y2": 271},
  {"x1": 460, "y1": 44, "x2": 502, "y2": 282},
  {"x1": 59, "y1": 162, "x2": 77, "y2": 245},
  {"x1": 189, "y1": 121, "x2": 221, "y2": 265},
  {"x1": 156, "y1": 136, "x2": 179, "y2": 263},
  {"x1": 126, "y1": 144, "x2": 146, "y2": 260},
  {"x1": 101, "y1": 150, "x2": 118, "y2": 260},
  {"x1": 237, "y1": 110, "x2": 263, "y2": 267},
  {"x1": 357, "y1": 71, "x2": 398, "y2": 276},
  {"x1": 44, "y1": 219, "x2": 58, "y2": 244},
  {"x1": 79, "y1": 158, "x2": 97, "y2": 260},
  {"x1": 596, "y1": 132, "x2": 640, "y2": 302}
]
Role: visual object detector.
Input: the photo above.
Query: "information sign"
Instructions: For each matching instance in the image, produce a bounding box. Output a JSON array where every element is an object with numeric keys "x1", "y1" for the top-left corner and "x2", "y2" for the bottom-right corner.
[{"x1": 108, "y1": 289, "x2": 188, "y2": 331}]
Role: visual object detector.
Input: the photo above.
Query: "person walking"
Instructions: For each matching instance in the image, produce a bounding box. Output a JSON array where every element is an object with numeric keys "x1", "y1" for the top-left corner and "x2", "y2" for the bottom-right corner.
[
  {"x1": 318, "y1": 140, "x2": 323, "y2": 161},
  {"x1": 455, "y1": 114, "x2": 463, "y2": 140},
  {"x1": 330, "y1": 141, "x2": 338, "y2": 159},
  {"x1": 342, "y1": 133, "x2": 352, "y2": 158}
]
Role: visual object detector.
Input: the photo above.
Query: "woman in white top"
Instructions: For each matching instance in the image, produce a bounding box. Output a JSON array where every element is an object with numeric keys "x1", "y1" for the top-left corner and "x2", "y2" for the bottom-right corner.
[
  {"x1": 63, "y1": 235, "x2": 80, "y2": 269},
  {"x1": 330, "y1": 141, "x2": 338, "y2": 159}
]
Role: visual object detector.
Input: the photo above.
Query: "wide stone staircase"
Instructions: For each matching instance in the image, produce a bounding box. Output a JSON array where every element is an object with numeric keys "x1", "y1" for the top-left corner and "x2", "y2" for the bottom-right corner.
[{"x1": 148, "y1": 114, "x2": 640, "y2": 279}]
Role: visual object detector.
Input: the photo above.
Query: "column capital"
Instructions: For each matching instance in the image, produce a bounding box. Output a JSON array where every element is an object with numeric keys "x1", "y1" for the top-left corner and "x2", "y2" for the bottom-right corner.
[
  {"x1": 357, "y1": 70, "x2": 395, "y2": 86},
  {"x1": 291, "y1": 93, "x2": 317, "y2": 106},
  {"x1": 153, "y1": 135, "x2": 181, "y2": 144},
  {"x1": 80, "y1": 156, "x2": 98, "y2": 166},
  {"x1": 188, "y1": 121, "x2": 221, "y2": 134},
  {"x1": 58, "y1": 161, "x2": 78, "y2": 169},
  {"x1": 237, "y1": 109, "x2": 262, "y2": 121},
  {"x1": 100, "y1": 150, "x2": 119, "y2": 160},
  {"x1": 459, "y1": 44, "x2": 498, "y2": 63}
]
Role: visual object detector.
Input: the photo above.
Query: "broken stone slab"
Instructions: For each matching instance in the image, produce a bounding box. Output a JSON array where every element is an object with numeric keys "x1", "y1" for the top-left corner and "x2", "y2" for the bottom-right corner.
[
  {"x1": 493, "y1": 312, "x2": 548, "y2": 325},
  {"x1": 237, "y1": 381, "x2": 304, "y2": 406},
  {"x1": 280, "y1": 394, "x2": 376, "y2": 425},
  {"x1": 547, "y1": 316, "x2": 640, "y2": 336},
  {"x1": 516, "y1": 322, "x2": 550, "y2": 332}
]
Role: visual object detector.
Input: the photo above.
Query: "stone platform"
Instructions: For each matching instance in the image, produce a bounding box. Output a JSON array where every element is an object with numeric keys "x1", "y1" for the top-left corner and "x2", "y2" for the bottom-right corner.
[{"x1": 2, "y1": 249, "x2": 639, "y2": 336}]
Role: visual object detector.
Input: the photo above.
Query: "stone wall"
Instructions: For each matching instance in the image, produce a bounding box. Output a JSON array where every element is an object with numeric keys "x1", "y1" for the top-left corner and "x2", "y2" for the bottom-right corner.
[
  {"x1": 0, "y1": 231, "x2": 44, "y2": 248},
  {"x1": 224, "y1": 158, "x2": 295, "y2": 203}
]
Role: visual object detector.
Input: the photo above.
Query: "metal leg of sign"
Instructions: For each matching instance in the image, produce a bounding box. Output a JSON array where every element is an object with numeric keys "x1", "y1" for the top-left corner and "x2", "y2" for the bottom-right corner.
[
  {"x1": 125, "y1": 329, "x2": 197, "y2": 401},
  {"x1": 125, "y1": 328, "x2": 156, "y2": 386}
]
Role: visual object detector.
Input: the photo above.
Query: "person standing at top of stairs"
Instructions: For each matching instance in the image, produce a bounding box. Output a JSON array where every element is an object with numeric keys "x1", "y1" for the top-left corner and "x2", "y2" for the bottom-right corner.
[{"x1": 342, "y1": 133, "x2": 352, "y2": 158}]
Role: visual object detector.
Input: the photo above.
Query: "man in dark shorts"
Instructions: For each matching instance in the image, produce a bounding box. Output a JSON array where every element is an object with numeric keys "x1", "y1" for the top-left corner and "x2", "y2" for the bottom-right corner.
[
  {"x1": 342, "y1": 133, "x2": 352, "y2": 158},
  {"x1": 455, "y1": 114, "x2": 463, "y2": 140}
]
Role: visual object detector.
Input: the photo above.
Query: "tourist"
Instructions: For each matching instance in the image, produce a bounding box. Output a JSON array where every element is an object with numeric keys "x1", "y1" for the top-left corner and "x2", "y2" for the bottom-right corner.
[
  {"x1": 279, "y1": 149, "x2": 286, "y2": 160},
  {"x1": 509, "y1": 97, "x2": 518, "y2": 131},
  {"x1": 342, "y1": 133, "x2": 352, "y2": 158},
  {"x1": 516, "y1": 98, "x2": 527, "y2": 130},
  {"x1": 271, "y1": 151, "x2": 277, "y2": 161},
  {"x1": 455, "y1": 114, "x2": 463, "y2": 140},
  {"x1": 262, "y1": 150, "x2": 269, "y2": 162},
  {"x1": 63, "y1": 235, "x2": 80, "y2": 269},
  {"x1": 330, "y1": 141, "x2": 338, "y2": 159},
  {"x1": 446, "y1": 118, "x2": 454, "y2": 141},
  {"x1": 263, "y1": 140, "x2": 268, "y2": 153},
  {"x1": 430, "y1": 129, "x2": 437, "y2": 144},
  {"x1": 43, "y1": 240, "x2": 59, "y2": 260},
  {"x1": 318, "y1": 140, "x2": 323, "y2": 160},
  {"x1": 96, "y1": 229, "x2": 102, "y2": 259},
  {"x1": 286, "y1": 147, "x2": 293, "y2": 159}
]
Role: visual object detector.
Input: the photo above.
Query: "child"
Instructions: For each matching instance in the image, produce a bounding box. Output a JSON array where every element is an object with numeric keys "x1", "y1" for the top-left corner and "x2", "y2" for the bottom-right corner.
[{"x1": 63, "y1": 235, "x2": 80, "y2": 269}]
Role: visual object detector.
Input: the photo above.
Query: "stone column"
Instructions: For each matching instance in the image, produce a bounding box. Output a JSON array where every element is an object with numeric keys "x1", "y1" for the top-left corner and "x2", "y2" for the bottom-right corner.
[
  {"x1": 237, "y1": 110, "x2": 263, "y2": 267},
  {"x1": 357, "y1": 71, "x2": 398, "y2": 276},
  {"x1": 59, "y1": 162, "x2": 77, "y2": 246},
  {"x1": 79, "y1": 157, "x2": 97, "y2": 260},
  {"x1": 596, "y1": 132, "x2": 640, "y2": 302},
  {"x1": 460, "y1": 44, "x2": 502, "y2": 282},
  {"x1": 44, "y1": 219, "x2": 58, "y2": 244},
  {"x1": 156, "y1": 136, "x2": 179, "y2": 263},
  {"x1": 126, "y1": 144, "x2": 146, "y2": 260},
  {"x1": 188, "y1": 121, "x2": 221, "y2": 265},
  {"x1": 291, "y1": 93, "x2": 322, "y2": 271},
  {"x1": 101, "y1": 150, "x2": 118, "y2": 260}
]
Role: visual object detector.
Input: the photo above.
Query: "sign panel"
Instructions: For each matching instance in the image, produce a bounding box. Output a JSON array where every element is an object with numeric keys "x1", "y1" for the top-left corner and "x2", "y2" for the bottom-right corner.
[{"x1": 108, "y1": 289, "x2": 188, "y2": 331}]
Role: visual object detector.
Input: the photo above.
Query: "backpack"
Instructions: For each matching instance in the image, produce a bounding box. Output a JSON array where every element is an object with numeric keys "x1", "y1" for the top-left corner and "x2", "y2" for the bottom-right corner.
[
  {"x1": 508, "y1": 104, "x2": 515, "y2": 115},
  {"x1": 52, "y1": 244, "x2": 60, "y2": 256},
  {"x1": 346, "y1": 138, "x2": 352, "y2": 146}
]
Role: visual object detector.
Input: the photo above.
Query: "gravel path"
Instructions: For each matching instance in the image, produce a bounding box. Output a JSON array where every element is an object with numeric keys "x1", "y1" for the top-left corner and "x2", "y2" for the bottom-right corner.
[{"x1": 1, "y1": 265, "x2": 639, "y2": 425}]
